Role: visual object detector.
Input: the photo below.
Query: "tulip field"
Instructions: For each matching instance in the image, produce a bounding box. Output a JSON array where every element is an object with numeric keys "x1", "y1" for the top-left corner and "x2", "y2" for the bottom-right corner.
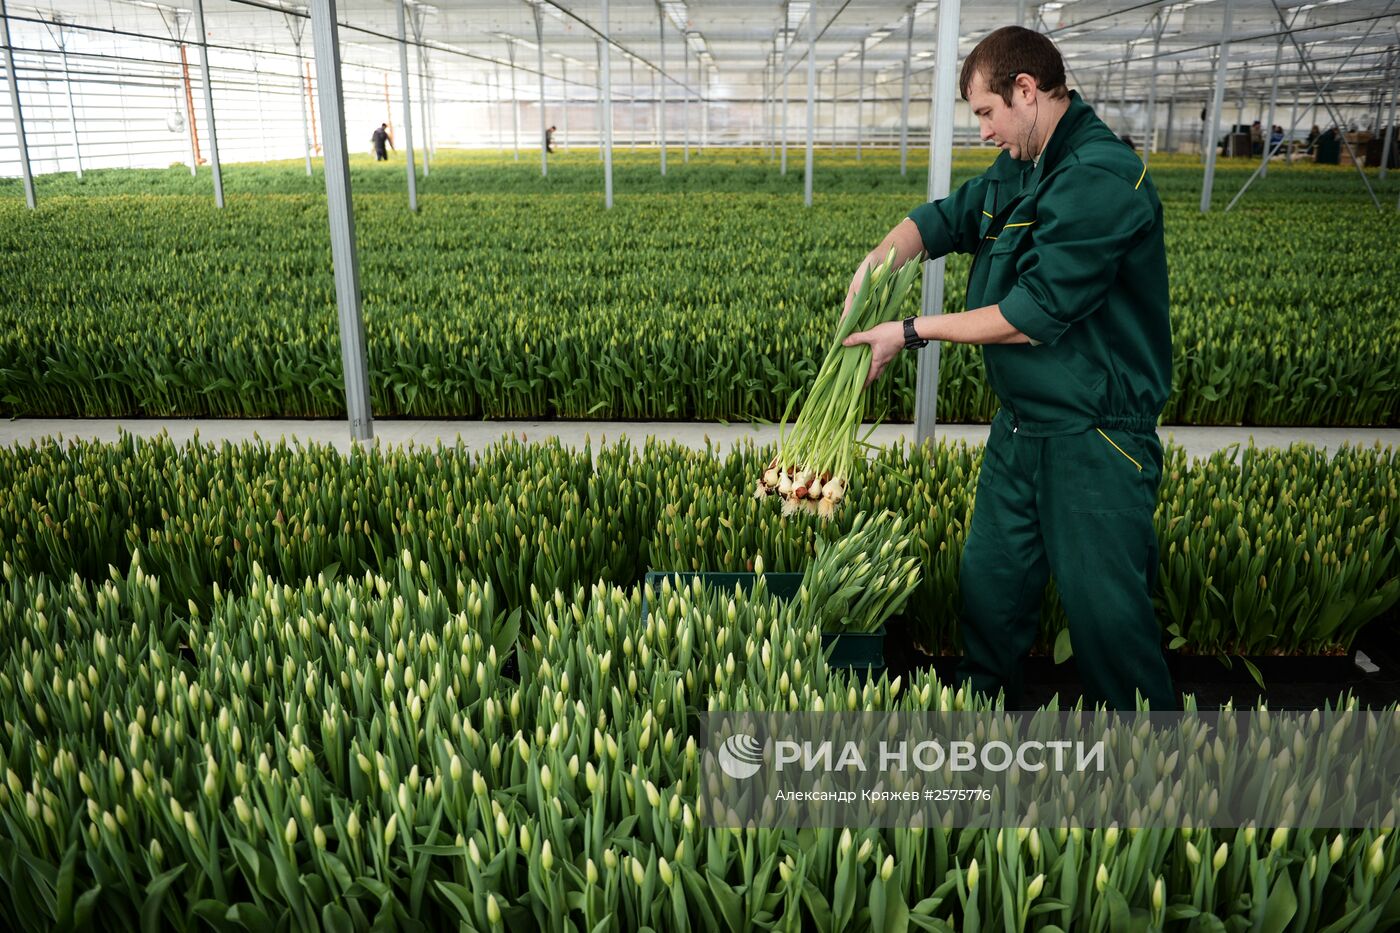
[
  {"x1": 1, "y1": 150, "x2": 1397, "y2": 425},
  {"x1": 1, "y1": 430, "x2": 1398, "y2": 929},
  {"x1": 2, "y1": 149, "x2": 1398, "y2": 929}
]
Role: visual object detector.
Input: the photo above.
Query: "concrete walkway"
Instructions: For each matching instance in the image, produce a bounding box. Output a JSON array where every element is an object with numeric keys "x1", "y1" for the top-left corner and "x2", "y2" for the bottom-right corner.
[{"x1": 3, "y1": 419, "x2": 1396, "y2": 464}]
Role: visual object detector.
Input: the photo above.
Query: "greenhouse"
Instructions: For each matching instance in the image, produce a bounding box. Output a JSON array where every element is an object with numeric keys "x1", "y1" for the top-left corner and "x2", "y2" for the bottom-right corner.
[{"x1": 2, "y1": 0, "x2": 1400, "y2": 928}]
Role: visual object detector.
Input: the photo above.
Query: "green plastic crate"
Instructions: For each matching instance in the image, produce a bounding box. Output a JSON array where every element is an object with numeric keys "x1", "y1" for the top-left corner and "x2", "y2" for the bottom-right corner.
[{"x1": 642, "y1": 570, "x2": 886, "y2": 672}]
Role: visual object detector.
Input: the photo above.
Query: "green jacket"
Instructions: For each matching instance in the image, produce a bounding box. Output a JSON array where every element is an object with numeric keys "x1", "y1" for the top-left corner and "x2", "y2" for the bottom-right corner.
[{"x1": 908, "y1": 91, "x2": 1171, "y2": 436}]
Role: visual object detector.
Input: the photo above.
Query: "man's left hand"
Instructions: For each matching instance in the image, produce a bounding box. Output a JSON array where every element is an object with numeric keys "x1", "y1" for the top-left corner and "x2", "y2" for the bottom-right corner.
[{"x1": 842, "y1": 320, "x2": 906, "y2": 389}]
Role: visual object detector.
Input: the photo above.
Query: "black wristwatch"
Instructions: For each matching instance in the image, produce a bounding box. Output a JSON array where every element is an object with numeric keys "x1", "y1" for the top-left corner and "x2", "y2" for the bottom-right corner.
[{"x1": 903, "y1": 316, "x2": 928, "y2": 350}]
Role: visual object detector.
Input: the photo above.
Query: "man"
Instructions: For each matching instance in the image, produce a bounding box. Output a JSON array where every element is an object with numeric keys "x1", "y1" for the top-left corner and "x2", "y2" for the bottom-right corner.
[
  {"x1": 372, "y1": 123, "x2": 394, "y2": 161},
  {"x1": 841, "y1": 26, "x2": 1177, "y2": 712},
  {"x1": 545, "y1": 125, "x2": 557, "y2": 154}
]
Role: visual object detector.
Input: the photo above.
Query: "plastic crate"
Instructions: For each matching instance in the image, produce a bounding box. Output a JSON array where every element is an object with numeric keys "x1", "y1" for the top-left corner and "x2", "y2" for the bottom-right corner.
[{"x1": 642, "y1": 570, "x2": 886, "y2": 672}]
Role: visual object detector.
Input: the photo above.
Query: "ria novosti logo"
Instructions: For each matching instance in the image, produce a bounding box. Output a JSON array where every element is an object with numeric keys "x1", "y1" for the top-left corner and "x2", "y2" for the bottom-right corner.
[{"x1": 717, "y1": 733, "x2": 767, "y2": 779}]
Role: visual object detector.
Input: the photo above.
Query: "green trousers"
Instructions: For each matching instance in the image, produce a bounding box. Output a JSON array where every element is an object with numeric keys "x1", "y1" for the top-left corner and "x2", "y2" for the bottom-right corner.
[{"x1": 953, "y1": 414, "x2": 1179, "y2": 711}]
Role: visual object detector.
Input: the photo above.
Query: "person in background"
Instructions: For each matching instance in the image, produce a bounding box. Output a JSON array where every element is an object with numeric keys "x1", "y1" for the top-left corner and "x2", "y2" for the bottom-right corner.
[
  {"x1": 372, "y1": 123, "x2": 394, "y2": 162},
  {"x1": 1305, "y1": 124, "x2": 1320, "y2": 153},
  {"x1": 545, "y1": 125, "x2": 557, "y2": 154}
]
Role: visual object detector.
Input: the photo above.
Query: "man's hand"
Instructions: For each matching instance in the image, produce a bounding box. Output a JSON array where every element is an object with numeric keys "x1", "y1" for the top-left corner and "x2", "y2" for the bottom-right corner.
[{"x1": 842, "y1": 320, "x2": 906, "y2": 389}]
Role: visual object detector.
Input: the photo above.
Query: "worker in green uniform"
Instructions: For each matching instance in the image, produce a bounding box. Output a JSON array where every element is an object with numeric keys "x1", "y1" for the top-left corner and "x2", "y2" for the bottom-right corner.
[{"x1": 841, "y1": 25, "x2": 1178, "y2": 712}]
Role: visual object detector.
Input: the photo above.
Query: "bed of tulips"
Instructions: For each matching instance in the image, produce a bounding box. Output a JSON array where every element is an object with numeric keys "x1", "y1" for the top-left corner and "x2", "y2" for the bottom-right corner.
[
  {"x1": 1, "y1": 152, "x2": 1397, "y2": 425},
  {"x1": 2, "y1": 431, "x2": 1396, "y2": 663},
  {"x1": 3, "y1": 532, "x2": 1399, "y2": 930}
]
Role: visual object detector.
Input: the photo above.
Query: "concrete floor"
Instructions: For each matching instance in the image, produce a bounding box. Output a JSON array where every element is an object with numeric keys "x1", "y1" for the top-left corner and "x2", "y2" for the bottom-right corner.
[{"x1": 3, "y1": 418, "x2": 1396, "y2": 464}]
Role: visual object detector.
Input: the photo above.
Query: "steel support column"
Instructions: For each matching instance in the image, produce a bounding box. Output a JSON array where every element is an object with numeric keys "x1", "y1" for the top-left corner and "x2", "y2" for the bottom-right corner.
[
  {"x1": 1262, "y1": 33, "x2": 1283, "y2": 178},
  {"x1": 1380, "y1": 51, "x2": 1396, "y2": 180},
  {"x1": 0, "y1": 0, "x2": 32, "y2": 208},
  {"x1": 395, "y1": 0, "x2": 418, "y2": 211},
  {"x1": 1201, "y1": 0, "x2": 1234, "y2": 213},
  {"x1": 55, "y1": 18, "x2": 82, "y2": 178},
  {"x1": 856, "y1": 46, "x2": 864, "y2": 160},
  {"x1": 601, "y1": 0, "x2": 613, "y2": 208},
  {"x1": 1144, "y1": 14, "x2": 1164, "y2": 165},
  {"x1": 899, "y1": 9, "x2": 913, "y2": 176},
  {"x1": 410, "y1": 5, "x2": 431, "y2": 175},
  {"x1": 534, "y1": 3, "x2": 547, "y2": 175},
  {"x1": 781, "y1": 18, "x2": 789, "y2": 175},
  {"x1": 193, "y1": 0, "x2": 223, "y2": 207},
  {"x1": 658, "y1": 6, "x2": 667, "y2": 175},
  {"x1": 309, "y1": 0, "x2": 373, "y2": 442},
  {"x1": 915, "y1": 0, "x2": 960, "y2": 445},
  {"x1": 507, "y1": 40, "x2": 519, "y2": 161},
  {"x1": 683, "y1": 37, "x2": 690, "y2": 163},
  {"x1": 803, "y1": 5, "x2": 815, "y2": 206}
]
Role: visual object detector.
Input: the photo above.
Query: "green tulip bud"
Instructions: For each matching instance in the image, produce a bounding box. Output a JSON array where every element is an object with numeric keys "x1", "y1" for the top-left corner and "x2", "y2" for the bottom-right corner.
[
  {"x1": 284, "y1": 818, "x2": 298, "y2": 846},
  {"x1": 1095, "y1": 863, "x2": 1109, "y2": 894},
  {"x1": 967, "y1": 859, "x2": 979, "y2": 892},
  {"x1": 1026, "y1": 873, "x2": 1044, "y2": 901},
  {"x1": 235, "y1": 795, "x2": 253, "y2": 825}
]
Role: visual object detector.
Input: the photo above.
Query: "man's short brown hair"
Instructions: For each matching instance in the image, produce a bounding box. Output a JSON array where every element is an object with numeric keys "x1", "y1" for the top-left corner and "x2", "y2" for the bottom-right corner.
[{"x1": 960, "y1": 26, "x2": 1069, "y2": 105}]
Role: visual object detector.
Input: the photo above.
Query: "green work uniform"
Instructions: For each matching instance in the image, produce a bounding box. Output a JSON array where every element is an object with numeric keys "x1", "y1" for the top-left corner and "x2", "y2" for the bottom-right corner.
[{"x1": 907, "y1": 90, "x2": 1178, "y2": 711}]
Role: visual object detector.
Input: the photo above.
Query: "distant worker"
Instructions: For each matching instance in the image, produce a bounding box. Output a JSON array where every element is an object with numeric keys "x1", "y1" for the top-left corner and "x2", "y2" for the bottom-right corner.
[
  {"x1": 372, "y1": 123, "x2": 394, "y2": 162},
  {"x1": 545, "y1": 124, "x2": 557, "y2": 154}
]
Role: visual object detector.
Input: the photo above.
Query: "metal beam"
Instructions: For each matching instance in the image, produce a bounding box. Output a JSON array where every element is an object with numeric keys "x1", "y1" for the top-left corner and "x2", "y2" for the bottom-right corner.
[
  {"x1": 856, "y1": 46, "x2": 864, "y2": 160},
  {"x1": 915, "y1": 0, "x2": 960, "y2": 446},
  {"x1": 1144, "y1": 13, "x2": 1164, "y2": 165},
  {"x1": 410, "y1": 5, "x2": 431, "y2": 175},
  {"x1": 803, "y1": 4, "x2": 815, "y2": 207},
  {"x1": 507, "y1": 40, "x2": 519, "y2": 161},
  {"x1": 533, "y1": 2, "x2": 546, "y2": 176},
  {"x1": 309, "y1": 0, "x2": 372, "y2": 442},
  {"x1": 395, "y1": 0, "x2": 418, "y2": 212},
  {"x1": 1201, "y1": 0, "x2": 1233, "y2": 213},
  {"x1": 53, "y1": 18, "x2": 82, "y2": 179},
  {"x1": 1381, "y1": 50, "x2": 1396, "y2": 180},
  {"x1": 899, "y1": 9, "x2": 913, "y2": 176},
  {"x1": 601, "y1": 0, "x2": 613, "y2": 208},
  {"x1": 1262, "y1": 30, "x2": 1284, "y2": 178},
  {"x1": 658, "y1": 5, "x2": 666, "y2": 175},
  {"x1": 683, "y1": 35, "x2": 690, "y2": 163},
  {"x1": 192, "y1": 0, "x2": 224, "y2": 208},
  {"x1": 781, "y1": 15, "x2": 789, "y2": 175},
  {"x1": 0, "y1": 0, "x2": 33, "y2": 208}
]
